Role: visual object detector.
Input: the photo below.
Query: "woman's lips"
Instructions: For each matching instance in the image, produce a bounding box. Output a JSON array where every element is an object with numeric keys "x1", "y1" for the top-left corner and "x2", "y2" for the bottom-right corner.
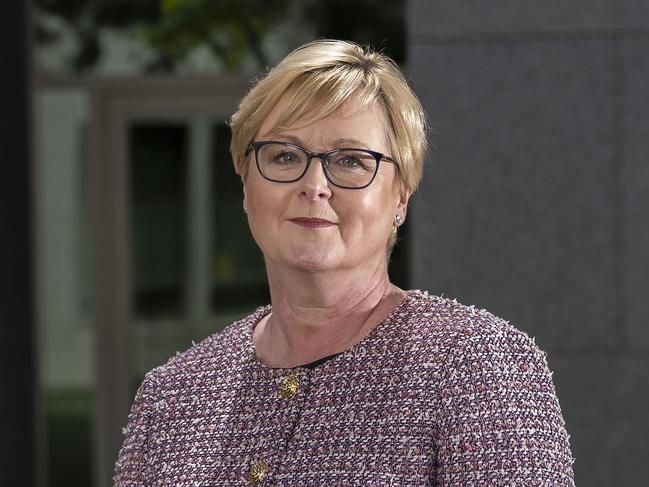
[{"x1": 289, "y1": 218, "x2": 336, "y2": 228}]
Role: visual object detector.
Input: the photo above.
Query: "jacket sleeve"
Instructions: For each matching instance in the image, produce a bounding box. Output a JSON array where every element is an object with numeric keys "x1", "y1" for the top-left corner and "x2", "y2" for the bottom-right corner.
[
  {"x1": 113, "y1": 371, "x2": 158, "y2": 486},
  {"x1": 433, "y1": 325, "x2": 576, "y2": 486}
]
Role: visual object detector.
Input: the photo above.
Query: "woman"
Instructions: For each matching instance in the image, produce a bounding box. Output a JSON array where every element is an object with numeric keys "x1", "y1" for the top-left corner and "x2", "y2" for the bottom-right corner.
[{"x1": 114, "y1": 39, "x2": 575, "y2": 486}]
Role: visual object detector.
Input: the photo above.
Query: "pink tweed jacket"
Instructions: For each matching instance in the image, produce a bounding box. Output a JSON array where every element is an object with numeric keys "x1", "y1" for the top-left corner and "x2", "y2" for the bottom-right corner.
[{"x1": 114, "y1": 289, "x2": 575, "y2": 486}]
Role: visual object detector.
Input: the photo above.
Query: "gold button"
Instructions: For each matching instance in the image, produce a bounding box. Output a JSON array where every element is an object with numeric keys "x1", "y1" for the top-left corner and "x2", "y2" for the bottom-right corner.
[
  {"x1": 249, "y1": 459, "x2": 269, "y2": 483},
  {"x1": 279, "y1": 373, "x2": 299, "y2": 398}
]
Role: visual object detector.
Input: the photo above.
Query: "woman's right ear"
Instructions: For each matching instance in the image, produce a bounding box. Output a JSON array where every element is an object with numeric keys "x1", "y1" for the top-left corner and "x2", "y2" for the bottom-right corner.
[{"x1": 242, "y1": 184, "x2": 248, "y2": 214}]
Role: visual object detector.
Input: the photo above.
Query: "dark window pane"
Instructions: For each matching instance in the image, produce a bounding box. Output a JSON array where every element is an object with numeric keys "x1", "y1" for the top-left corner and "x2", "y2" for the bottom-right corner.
[
  {"x1": 211, "y1": 122, "x2": 269, "y2": 312},
  {"x1": 129, "y1": 123, "x2": 187, "y2": 319}
]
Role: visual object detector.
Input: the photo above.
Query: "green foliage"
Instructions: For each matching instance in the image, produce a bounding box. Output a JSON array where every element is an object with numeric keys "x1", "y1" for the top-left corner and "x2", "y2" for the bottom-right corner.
[
  {"x1": 36, "y1": 0, "x2": 291, "y2": 72},
  {"x1": 142, "y1": 0, "x2": 290, "y2": 70},
  {"x1": 36, "y1": 0, "x2": 161, "y2": 71},
  {"x1": 35, "y1": 0, "x2": 405, "y2": 73}
]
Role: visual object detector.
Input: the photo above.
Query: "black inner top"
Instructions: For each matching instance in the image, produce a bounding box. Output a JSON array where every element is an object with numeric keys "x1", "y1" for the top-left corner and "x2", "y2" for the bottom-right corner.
[
  {"x1": 270, "y1": 351, "x2": 343, "y2": 370},
  {"x1": 300, "y1": 351, "x2": 343, "y2": 369}
]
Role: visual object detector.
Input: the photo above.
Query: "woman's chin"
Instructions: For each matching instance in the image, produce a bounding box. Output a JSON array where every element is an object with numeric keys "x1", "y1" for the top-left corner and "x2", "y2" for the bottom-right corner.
[{"x1": 281, "y1": 247, "x2": 341, "y2": 273}]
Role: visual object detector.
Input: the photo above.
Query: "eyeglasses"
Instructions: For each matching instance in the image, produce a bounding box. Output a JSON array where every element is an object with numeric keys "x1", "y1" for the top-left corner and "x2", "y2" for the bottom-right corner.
[{"x1": 246, "y1": 140, "x2": 399, "y2": 190}]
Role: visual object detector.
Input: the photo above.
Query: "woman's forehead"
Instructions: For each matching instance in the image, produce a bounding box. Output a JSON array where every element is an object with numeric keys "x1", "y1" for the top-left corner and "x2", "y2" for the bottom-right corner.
[{"x1": 258, "y1": 94, "x2": 390, "y2": 148}]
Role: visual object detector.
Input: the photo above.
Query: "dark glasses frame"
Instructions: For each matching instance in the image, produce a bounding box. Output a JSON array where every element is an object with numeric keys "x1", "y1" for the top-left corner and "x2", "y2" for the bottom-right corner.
[{"x1": 245, "y1": 140, "x2": 399, "y2": 190}]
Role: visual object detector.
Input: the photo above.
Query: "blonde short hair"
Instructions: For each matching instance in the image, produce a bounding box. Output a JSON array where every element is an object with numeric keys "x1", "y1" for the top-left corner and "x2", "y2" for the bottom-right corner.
[{"x1": 229, "y1": 39, "x2": 428, "y2": 250}]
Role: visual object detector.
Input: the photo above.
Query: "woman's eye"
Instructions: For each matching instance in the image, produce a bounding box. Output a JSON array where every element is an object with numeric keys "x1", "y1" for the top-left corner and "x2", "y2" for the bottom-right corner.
[
  {"x1": 334, "y1": 155, "x2": 361, "y2": 167},
  {"x1": 332, "y1": 153, "x2": 370, "y2": 170},
  {"x1": 273, "y1": 152, "x2": 299, "y2": 164},
  {"x1": 342, "y1": 156, "x2": 360, "y2": 166}
]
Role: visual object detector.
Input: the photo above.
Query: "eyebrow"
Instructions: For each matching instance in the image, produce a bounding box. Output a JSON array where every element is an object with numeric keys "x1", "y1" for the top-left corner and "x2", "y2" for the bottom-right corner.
[{"x1": 259, "y1": 132, "x2": 370, "y2": 149}]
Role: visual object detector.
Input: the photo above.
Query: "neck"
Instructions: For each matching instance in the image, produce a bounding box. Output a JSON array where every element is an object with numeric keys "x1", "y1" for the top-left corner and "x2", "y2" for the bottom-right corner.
[{"x1": 253, "y1": 258, "x2": 405, "y2": 368}]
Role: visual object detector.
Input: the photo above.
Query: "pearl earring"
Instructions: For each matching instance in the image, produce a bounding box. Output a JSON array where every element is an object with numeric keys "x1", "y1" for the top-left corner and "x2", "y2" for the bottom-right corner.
[{"x1": 395, "y1": 214, "x2": 403, "y2": 226}]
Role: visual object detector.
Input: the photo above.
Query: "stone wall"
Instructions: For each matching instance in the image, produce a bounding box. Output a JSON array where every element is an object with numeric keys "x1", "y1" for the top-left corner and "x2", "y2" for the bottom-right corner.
[{"x1": 407, "y1": 1, "x2": 649, "y2": 484}]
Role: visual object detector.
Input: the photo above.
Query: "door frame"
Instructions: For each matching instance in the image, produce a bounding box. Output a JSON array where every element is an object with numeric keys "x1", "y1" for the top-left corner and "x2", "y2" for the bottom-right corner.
[{"x1": 88, "y1": 76, "x2": 248, "y2": 487}]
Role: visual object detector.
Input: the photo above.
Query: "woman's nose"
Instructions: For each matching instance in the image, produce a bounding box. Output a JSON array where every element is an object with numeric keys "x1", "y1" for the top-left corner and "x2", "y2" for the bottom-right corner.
[{"x1": 299, "y1": 157, "x2": 332, "y2": 200}]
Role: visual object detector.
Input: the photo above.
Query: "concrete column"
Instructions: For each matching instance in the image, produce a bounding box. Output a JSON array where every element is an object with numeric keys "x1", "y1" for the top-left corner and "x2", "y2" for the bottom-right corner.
[{"x1": 0, "y1": 1, "x2": 36, "y2": 485}]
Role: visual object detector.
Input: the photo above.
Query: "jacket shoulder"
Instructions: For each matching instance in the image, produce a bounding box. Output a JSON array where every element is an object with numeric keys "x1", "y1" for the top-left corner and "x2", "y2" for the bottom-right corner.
[
  {"x1": 145, "y1": 305, "x2": 269, "y2": 383},
  {"x1": 404, "y1": 289, "x2": 543, "y2": 360}
]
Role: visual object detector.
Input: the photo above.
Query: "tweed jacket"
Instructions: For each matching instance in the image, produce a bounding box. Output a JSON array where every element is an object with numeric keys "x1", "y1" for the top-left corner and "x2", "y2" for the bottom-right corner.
[{"x1": 114, "y1": 289, "x2": 575, "y2": 486}]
